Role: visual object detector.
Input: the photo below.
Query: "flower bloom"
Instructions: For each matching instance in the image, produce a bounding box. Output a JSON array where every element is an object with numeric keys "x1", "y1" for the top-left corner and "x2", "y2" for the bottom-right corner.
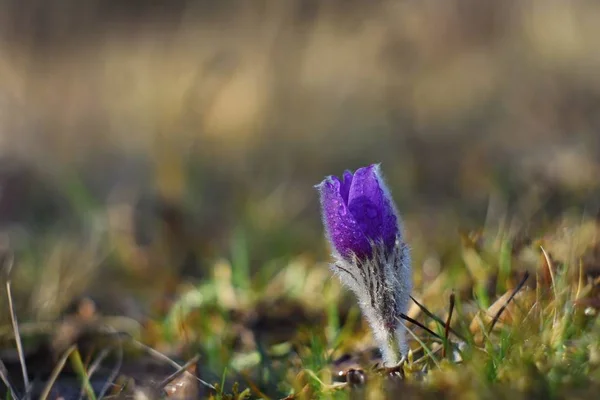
[
  {"x1": 316, "y1": 164, "x2": 412, "y2": 364},
  {"x1": 317, "y1": 164, "x2": 400, "y2": 260}
]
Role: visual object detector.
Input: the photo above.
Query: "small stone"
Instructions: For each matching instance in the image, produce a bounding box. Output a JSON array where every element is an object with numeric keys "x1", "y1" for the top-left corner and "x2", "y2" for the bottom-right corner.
[{"x1": 346, "y1": 368, "x2": 366, "y2": 387}]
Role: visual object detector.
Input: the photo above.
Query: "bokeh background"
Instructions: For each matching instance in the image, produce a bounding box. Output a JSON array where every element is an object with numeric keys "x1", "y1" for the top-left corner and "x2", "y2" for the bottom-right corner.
[{"x1": 1, "y1": 0, "x2": 600, "y2": 327}]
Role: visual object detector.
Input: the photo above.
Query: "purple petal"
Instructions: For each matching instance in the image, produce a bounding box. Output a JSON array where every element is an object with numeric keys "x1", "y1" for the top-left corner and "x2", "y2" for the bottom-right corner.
[
  {"x1": 317, "y1": 176, "x2": 371, "y2": 258},
  {"x1": 339, "y1": 170, "x2": 353, "y2": 204},
  {"x1": 347, "y1": 165, "x2": 399, "y2": 251}
]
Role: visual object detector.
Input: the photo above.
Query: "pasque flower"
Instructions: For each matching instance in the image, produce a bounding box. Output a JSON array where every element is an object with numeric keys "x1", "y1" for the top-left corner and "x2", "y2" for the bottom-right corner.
[{"x1": 316, "y1": 164, "x2": 412, "y2": 365}]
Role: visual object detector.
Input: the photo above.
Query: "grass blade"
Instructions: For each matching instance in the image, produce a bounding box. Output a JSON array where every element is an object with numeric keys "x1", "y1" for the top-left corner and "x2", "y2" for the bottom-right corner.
[
  {"x1": 39, "y1": 345, "x2": 76, "y2": 400},
  {"x1": 6, "y1": 280, "x2": 29, "y2": 393},
  {"x1": 69, "y1": 348, "x2": 97, "y2": 400},
  {"x1": 0, "y1": 358, "x2": 20, "y2": 400}
]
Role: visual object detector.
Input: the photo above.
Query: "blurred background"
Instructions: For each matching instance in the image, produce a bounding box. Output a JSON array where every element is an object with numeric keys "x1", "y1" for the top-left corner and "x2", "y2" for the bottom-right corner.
[{"x1": 0, "y1": 0, "x2": 600, "y2": 326}]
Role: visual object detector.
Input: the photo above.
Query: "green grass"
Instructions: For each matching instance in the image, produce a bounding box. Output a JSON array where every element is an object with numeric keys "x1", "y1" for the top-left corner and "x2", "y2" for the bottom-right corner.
[
  {"x1": 1, "y1": 217, "x2": 600, "y2": 399},
  {"x1": 129, "y1": 217, "x2": 599, "y2": 399},
  {"x1": 2, "y1": 217, "x2": 600, "y2": 399},
  {"x1": 1, "y1": 173, "x2": 600, "y2": 399}
]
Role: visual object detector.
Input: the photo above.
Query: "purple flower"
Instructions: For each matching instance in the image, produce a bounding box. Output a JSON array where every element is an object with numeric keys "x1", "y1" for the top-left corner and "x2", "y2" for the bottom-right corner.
[
  {"x1": 316, "y1": 164, "x2": 412, "y2": 365},
  {"x1": 316, "y1": 164, "x2": 400, "y2": 260}
]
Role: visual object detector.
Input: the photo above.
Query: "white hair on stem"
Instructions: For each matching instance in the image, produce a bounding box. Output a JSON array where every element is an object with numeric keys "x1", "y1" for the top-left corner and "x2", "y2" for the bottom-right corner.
[{"x1": 330, "y1": 235, "x2": 411, "y2": 365}]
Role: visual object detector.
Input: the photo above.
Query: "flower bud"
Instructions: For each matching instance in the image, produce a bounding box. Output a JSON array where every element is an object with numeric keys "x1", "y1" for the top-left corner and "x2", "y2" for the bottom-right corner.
[{"x1": 316, "y1": 164, "x2": 412, "y2": 365}]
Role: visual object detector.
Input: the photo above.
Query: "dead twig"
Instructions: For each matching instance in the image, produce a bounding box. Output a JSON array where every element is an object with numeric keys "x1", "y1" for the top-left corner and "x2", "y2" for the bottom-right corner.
[
  {"x1": 409, "y1": 295, "x2": 467, "y2": 342},
  {"x1": 488, "y1": 271, "x2": 530, "y2": 334},
  {"x1": 129, "y1": 336, "x2": 217, "y2": 392},
  {"x1": 155, "y1": 354, "x2": 200, "y2": 391},
  {"x1": 442, "y1": 293, "x2": 455, "y2": 359}
]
